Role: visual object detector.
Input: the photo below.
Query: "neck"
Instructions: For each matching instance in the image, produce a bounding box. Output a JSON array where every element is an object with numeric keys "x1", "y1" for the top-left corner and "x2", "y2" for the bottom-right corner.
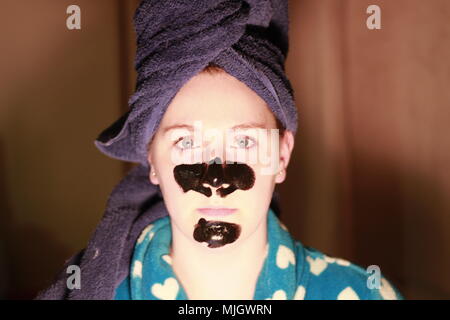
[{"x1": 169, "y1": 216, "x2": 268, "y2": 298}]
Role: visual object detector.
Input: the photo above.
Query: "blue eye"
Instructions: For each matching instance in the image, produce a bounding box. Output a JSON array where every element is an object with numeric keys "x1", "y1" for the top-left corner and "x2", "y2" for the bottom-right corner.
[
  {"x1": 234, "y1": 136, "x2": 255, "y2": 149},
  {"x1": 175, "y1": 136, "x2": 196, "y2": 150}
]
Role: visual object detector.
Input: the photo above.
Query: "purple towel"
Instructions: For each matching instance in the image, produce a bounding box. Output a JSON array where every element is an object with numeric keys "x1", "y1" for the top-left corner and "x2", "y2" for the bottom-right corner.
[{"x1": 35, "y1": 0, "x2": 297, "y2": 299}]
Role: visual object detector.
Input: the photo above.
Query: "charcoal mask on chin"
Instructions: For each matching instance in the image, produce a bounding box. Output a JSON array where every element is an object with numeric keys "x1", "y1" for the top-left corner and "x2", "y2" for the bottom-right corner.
[{"x1": 173, "y1": 157, "x2": 255, "y2": 248}]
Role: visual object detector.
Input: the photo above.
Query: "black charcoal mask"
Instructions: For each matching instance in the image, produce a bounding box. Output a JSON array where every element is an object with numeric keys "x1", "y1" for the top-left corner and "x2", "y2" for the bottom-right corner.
[
  {"x1": 173, "y1": 157, "x2": 255, "y2": 197},
  {"x1": 193, "y1": 218, "x2": 241, "y2": 248},
  {"x1": 173, "y1": 157, "x2": 254, "y2": 248}
]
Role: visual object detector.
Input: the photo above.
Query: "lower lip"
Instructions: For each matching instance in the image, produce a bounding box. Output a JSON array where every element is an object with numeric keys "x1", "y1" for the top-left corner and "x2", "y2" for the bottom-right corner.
[{"x1": 197, "y1": 208, "x2": 237, "y2": 216}]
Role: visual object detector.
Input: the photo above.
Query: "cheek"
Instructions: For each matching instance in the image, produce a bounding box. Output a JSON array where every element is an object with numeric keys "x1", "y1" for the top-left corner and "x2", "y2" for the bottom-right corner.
[
  {"x1": 241, "y1": 169, "x2": 275, "y2": 198},
  {"x1": 227, "y1": 173, "x2": 275, "y2": 223},
  {"x1": 240, "y1": 173, "x2": 275, "y2": 219}
]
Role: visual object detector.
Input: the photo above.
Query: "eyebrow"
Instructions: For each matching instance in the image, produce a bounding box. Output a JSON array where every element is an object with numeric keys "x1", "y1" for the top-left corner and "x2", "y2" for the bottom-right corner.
[{"x1": 162, "y1": 122, "x2": 268, "y2": 135}]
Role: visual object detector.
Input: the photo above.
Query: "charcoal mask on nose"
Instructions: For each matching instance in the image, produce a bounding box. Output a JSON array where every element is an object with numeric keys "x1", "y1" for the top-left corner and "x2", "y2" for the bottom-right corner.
[{"x1": 173, "y1": 157, "x2": 255, "y2": 197}]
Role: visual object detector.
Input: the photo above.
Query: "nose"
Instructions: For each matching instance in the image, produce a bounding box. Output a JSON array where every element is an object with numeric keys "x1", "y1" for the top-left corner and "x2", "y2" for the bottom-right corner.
[{"x1": 203, "y1": 157, "x2": 225, "y2": 188}]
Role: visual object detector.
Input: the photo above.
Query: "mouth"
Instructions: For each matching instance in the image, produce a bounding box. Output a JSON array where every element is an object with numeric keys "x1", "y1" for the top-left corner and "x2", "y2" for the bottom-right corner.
[{"x1": 196, "y1": 206, "x2": 237, "y2": 217}]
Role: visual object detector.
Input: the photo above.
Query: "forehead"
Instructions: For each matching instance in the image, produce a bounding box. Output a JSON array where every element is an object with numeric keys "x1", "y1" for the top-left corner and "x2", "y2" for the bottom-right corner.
[{"x1": 159, "y1": 71, "x2": 276, "y2": 129}]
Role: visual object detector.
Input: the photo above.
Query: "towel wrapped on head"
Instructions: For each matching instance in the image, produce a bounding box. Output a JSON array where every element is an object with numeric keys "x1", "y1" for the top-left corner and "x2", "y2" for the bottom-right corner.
[{"x1": 95, "y1": 0, "x2": 298, "y2": 165}]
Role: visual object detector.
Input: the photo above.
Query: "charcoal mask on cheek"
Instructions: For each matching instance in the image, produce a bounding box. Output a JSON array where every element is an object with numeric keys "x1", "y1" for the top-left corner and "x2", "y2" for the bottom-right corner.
[{"x1": 174, "y1": 157, "x2": 253, "y2": 247}]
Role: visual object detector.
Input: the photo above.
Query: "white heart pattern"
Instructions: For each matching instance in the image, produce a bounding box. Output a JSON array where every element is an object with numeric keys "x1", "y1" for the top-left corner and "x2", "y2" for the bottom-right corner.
[
  {"x1": 132, "y1": 260, "x2": 143, "y2": 278},
  {"x1": 379, "y1": 278, "x2": 397, "y2": 300},
  {"x1": 279, "y1": 222, "x2": 288, "y2": 231},
  {"x1": 161, "y1": 254, "x2": 172, "y2": 266},
  {"x1": 276, "y1": 245, "x2": 295, "y2": 269},
  {"x1": 151, "y1": 277, "x2": 179, "y2": 300},
  {"x1": 265, "y1": 290, "x2": 287, "y2": 300},
  {"x1": 294, "y1": 285, "x2": 306, "y2": 300},
  {"x1": 337, "y1": 287, "x2": 360, "y2": 300},
  {"x1": 324, "y1": 255, "x2": 351, "y2": 266},
  {"x1": 306, "y1": 256, "x2": 328, "y2": 276},
  {"x1": 335, "y1": 258, "x2": 351, "y2": 266},
  {"x1": 137, "y1": 224, "x2": 154, "y2": 244}
]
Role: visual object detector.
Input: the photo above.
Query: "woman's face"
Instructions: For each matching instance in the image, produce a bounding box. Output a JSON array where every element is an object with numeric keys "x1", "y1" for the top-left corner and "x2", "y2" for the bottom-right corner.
[{"x1": 147, "y1": 70, "x2": 294, "y2": 249}]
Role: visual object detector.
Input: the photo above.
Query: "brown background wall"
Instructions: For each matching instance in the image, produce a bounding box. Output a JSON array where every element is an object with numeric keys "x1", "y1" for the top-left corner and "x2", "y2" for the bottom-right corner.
[
  {"x1": 283, "y1": 0, "x2": 450, "y2": 299},
  {"x1": 0, "y1": 0, "x2": 449, "y2": 299}
]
